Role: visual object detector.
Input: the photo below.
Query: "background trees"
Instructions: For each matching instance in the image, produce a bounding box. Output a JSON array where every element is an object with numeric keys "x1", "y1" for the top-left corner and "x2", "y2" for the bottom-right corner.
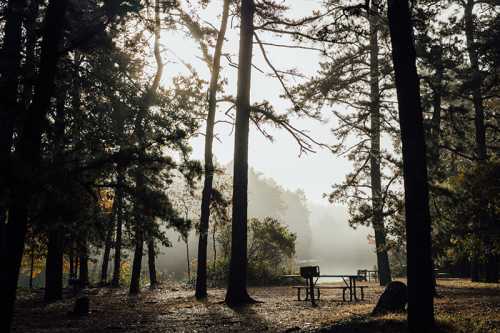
[{"x1": 292, "y1": 0, "x2": 398, "y2": 287}]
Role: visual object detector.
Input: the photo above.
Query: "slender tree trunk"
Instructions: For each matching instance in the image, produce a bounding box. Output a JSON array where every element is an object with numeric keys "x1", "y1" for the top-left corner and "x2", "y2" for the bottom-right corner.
[
  {"x1": 129, "y1": 226, "x2": 144, "y2": 294},
  {"x1": 100, "y1": 209, "x2": 115, "y2": 285},
  {"x1": 69, "y1": 247, "x2": 75, "y2": 280},
  {"x1": 111, "y1": 171, "x2": 124, "y2": 287},
  {"x1": 0, "y1": 211, "x2": 6, "y2": 257},
  {"x1": 464, "y1": 0, "x2": 487, "y2": 168},
  {"x1": 44, "y1": 83, "x2": 66, "y2": 302},
  {"x1": 147, "y1": 237, "x2": 157, "y2": 288},
  {"x1": 225, "y1": 0, "x2": 255, "y2": 306},
  {"x1": 368, "y1": 2, "x2": 391, "y2": 287},
  {"x1": 79, "y1": 239, "x2": 89, "y2": 287},
  {"x1": 0, "y1": 0, "x2": 27, "y2": 257},
  {"x1": 45, "y1": 161, "x2": 65, "y2": 302},
  {"x1": 20, "y1": 0, "x2": 40, "y2": 112},
  {"x1": 387, "y1": 0, "x2": 434, "y2": 331},
  {"x1": 29, "y1": 249, "x2": 35, "y2": 290},
  {"x1": 44, "y1": 226, "x2": 64, "y2": 302},
  {"x1": 196, "y1": 0, "x2": 230, "y2": 299},
  {"x1": 429, "y1": 47, "x2": 443, "y2": 175},
  {"x1": 75, "y1": 255, "x2": 79, "y2": 279},
  {"x1": 212, "y1": 226, "x2": 217, "y2": 272},
  {"x1": 429, "y1": 46, "x2": 443, "y2": 296},
  {"x1": 0, "y1": 1, "x2": 69, "y2": 330},
  {"x1": 185, "y1": 237, "x2": 191, "y2": 280},
  {"x1": 130, "y1": 0, "x2": 164, "y2": 295},
  {"x1": 464, "y1": 0, "x2": 496, "y2": 283}
]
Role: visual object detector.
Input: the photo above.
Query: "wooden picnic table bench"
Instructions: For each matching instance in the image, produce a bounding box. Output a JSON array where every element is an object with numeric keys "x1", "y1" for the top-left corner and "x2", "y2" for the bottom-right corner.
[
  {"x1": 282, "y1": 267, "x2": 367, "y2": 306},
  {"x1": 292, "y1": 284, "x2": 367, "y2": 301}
]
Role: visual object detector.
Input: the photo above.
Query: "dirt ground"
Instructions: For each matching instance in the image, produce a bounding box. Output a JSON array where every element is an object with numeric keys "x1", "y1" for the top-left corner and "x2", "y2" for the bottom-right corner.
[{"x1": 12, "y1": 279, "x2": 500, "y2": 333}]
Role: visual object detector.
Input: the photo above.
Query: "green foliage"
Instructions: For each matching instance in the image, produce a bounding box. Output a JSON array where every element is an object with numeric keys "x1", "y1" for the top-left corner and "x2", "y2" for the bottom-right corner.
[
  {"x1": 206, "y1": 217, "x2": 296, "y2": 286},
  {"x1": 432, "y1": 160, "x2": 500, "y2": 266}
]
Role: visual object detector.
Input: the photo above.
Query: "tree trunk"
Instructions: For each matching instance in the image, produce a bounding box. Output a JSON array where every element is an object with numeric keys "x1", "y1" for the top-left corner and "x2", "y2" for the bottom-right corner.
[
  {"x1": 196, "y1": 0, "x2": 230, "y2": 300},
  {"x1": 0, "y1": 211, "x2": 6, "y2": 257},
  {"x1": 111, "y1": 170, "x2": 124, "y2": 287},
  {"x1": 0, "y1": 1, "x2": 69, "y2": 330},
  {"x1": 69, "y1": 247, "x2": 75, "y2": 280},
  {"x1": 44, "y1": 227, "x2": 64, "y2": 302},
  {"x1": 44, "y1": 88, "x2": 66, "y2": 302},
  {"x1": 225, "y1": 0, "x2": 255, "y2": 306},
  {"x1": 20, "y1": 0, "x2": 41, "y2": 111},
  {"x1": 79, "y1": 239, "x2": 89, "y2": 287},
  {"x1": 464, "y1": 0, "x2": 496, "y2": 283},
  {"x1": 129, "y1": 226, "x2": 144, "y2": 294},
  {"x1": 75, "y1": 253, "x2": 80, "y2": 279},
  {"x1": 0, "y1": 0, "x2": 26, "y2": 223},
  {"x1": 213, "y1": 226, "x2": 217, "y2": 272},
  {"x1": 486, "y1": 254, "x2": 498, "y2": 283},
  {"x1": 428, "y1": 46, "x2": 444, "y2": 296},
  {"x1": 387, "y1": 0, "x2": 434, "y2": 331},
  {"x1": 100, "y1": 209, "x2": 115, "y2": 285},
  {"x1": 368, "y1": 1, "x2": 391, "y2": 287},
  {"x1": 429, "y1": 46, "x2": 443, "y2": 175},
  {"x1": 147, "y1": 237, "x2": 157, "y2": 288},
  {"x1": 185, "y1": 237, "x2": 191, "y2": 280},
  {"x1": 29, "y1": 249, "x2": 35, "y2": 290},
  {"x1": 129, "y1": 0, "x2": 164, "y2": 295}
]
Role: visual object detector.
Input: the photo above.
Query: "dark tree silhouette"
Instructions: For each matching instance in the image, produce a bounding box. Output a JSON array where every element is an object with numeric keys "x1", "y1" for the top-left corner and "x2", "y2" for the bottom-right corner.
[
  {"x1": 100, "y1": 211, "x2": 115, "y2": 285},
  {"x1": 44, "y1": 227, "x2": 64, "y2": 302},
  {"x1": 128, "y1": 0, "x2": 165, "y2": 295},
  {"x1": 368, "y1": 0, "x2": 391, "y2": 286},
  {"x1": 0, "y1": 0, "x2": 70, "y2": 330},
  {"x1": 111, "y1": 169, "x2": 125, "y2": 287},
  {"x1": 225, "y1": 0, "x2": 256, "y2": 306},
  {"x1": 0, "y1": 0, "x2": 26, "y2": 254},
  {"x1": 44, "y1": 90, "x2": 67, "y2": 302},
  {"x1": 463, "y1": 0, "x2": 497, "y2": 283},
  {"x1": 387, "y1": 0, "x2": 434, "y2": 331},
  {"x1": 147, "y1": 237, "x2": 158, "y2": 288},
  {"x1": 196, "y1": 0, "x2": 231, "y2": 300}
]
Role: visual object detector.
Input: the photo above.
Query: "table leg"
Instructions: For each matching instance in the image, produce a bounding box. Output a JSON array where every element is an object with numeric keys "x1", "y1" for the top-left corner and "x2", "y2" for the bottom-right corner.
[
  {"x1": 353, "y1": 277, "x2": 358, "y2": 301},
  {"x1": 308, "y1": 277, "x2": 316, "y2": 306},
  {"x1": 349, "y1": 278, "x2": 353, "y2": 301}
]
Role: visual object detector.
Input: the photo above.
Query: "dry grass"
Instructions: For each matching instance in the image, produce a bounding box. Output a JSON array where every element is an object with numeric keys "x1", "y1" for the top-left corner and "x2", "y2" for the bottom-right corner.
[{"x1": 12, "y1": 279, "x2": 500, "y2": 332}]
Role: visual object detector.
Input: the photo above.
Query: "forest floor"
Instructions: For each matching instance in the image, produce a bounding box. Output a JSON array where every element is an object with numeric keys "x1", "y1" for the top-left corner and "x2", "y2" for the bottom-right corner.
[{"x1": 12, "y1": 279, "x2": 500, "y2": 333}]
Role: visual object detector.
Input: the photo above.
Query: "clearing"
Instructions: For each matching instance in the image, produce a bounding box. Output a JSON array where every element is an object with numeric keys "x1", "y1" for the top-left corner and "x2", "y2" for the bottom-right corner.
[{"x1": 12, "y1": 279, "x2": 500, "y2": 332}]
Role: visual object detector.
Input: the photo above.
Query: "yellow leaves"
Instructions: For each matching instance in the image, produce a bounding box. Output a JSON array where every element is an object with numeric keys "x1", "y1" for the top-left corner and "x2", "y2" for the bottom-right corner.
[
  {"x1": 20, "y1": 255, "x2": 45, "y2": 278},
  {"x1": 98, "y1": 188, "x2": 115, "y2": 213}
]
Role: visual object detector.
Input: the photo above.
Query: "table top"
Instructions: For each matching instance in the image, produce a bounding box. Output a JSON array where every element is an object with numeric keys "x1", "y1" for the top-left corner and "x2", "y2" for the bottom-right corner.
[
  {"x1": 281, "y1": 274, "x2": 363, "y2": 278},
  {"x1": 319, "y1": 275, "x2": 362, "y2": 278}
]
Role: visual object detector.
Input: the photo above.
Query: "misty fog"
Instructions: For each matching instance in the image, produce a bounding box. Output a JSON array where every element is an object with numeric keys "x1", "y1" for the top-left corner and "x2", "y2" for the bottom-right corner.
[{"x1": 155, "y1": 167, "x2": 376, "y2": 281}]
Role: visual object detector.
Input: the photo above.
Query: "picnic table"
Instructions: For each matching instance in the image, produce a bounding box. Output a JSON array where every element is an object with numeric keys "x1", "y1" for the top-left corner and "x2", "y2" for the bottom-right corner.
[
  {"x1": 357, "y1": 269, "x2": 378, "y2": 282},
  {"x1": 283, "y1": 268, "x2": 367, "y2": 306},
  {"x1": 366, "y1": 270, "x2": 378, "y2": 282}
]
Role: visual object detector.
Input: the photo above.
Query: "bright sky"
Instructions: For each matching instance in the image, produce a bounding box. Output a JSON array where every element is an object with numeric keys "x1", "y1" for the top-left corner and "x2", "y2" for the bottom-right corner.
[{"x1": 162, "y1": 0, "x2": 353, "y2": 205}]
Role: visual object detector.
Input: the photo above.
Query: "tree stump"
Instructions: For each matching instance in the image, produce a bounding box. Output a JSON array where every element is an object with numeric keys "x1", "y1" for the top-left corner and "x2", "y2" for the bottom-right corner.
[
  {"x1": 71, "y1": 296, "x2": 90, "y2": 316},
  {"x1": 371, "y1": 281, "x2": 408, "y2": 316}
]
